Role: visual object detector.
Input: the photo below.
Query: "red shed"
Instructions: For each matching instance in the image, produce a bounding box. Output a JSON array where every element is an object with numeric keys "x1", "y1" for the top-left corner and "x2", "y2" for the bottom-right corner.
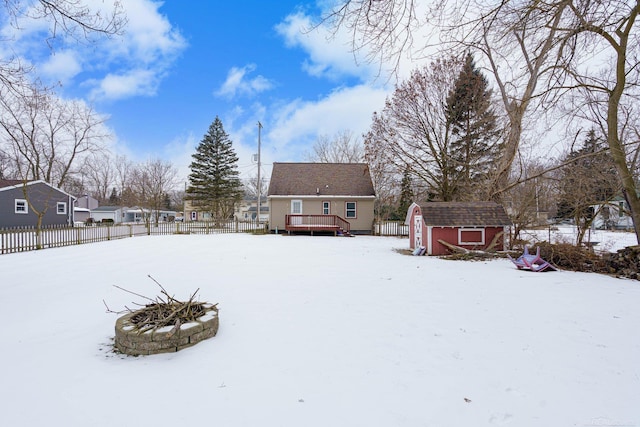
[{"x1": 406, "y1": 202, "x2": 512, "y2": 255}]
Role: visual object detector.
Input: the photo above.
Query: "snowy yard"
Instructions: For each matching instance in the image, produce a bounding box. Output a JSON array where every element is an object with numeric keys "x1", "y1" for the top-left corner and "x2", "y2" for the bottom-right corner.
[
  {"x1": 521, "y1": 226, "x2": 638, "y2": 253},
  {"x1": 0, "y1": 234, "x2": 638, "y2": 427}
]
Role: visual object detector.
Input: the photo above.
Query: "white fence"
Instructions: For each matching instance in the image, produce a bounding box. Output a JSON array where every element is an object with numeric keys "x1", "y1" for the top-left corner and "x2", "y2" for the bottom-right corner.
[
  {"x1": 0, "y1": 220, "x2": 267, "y2": 255},
  {"x1": 0, "y1": 220, "x2": 409, "y2": 255}
]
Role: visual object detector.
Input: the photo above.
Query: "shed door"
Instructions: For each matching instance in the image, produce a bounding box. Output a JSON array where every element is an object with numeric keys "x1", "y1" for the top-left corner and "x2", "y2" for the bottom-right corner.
[{"x1": 414, "y1": 215, "x2": 423, "y2": 248}]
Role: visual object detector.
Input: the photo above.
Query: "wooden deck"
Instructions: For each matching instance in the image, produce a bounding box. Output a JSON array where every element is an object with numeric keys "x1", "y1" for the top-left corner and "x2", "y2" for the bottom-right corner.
[{"x1": 285, "y1": 214, "x2": 351, "y2": 236}]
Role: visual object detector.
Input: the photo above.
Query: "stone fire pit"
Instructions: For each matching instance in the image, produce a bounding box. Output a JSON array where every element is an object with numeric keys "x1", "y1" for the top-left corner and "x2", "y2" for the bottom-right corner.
[{"x1": 114, "y1": 303, "x2": 219, "y2": 356}]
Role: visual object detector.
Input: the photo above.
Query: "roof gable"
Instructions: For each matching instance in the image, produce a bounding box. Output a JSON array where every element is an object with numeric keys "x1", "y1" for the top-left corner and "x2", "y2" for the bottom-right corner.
[
  {"x1": 0, "y1": 179, "x2": 76, "y2": 199},
  {"x1": 419, "y1": 202, "x2": 512, "y2": 226},
  {"x1": 267, "y1": 163, "x2": 375, "y2": 197}
]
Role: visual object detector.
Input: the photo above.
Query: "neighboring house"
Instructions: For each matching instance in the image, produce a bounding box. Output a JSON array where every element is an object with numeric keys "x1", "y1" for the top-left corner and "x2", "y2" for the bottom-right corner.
[
  {"x1": 75, "y1": 195, "x2": 99, "y2": 210},
  {"x1": 74, "y1": 207, "x2": 91, "y2": 223},
  {"x1": 183, "y1": 199, "x2": 208, "y2": 222},
  {"x1": 406, "y1": 201, "x2": 512, "y2": 255},
  {"x1": 590, "y1": 196, "x2": 633, "y2": 230},
  {"x1": 235, "y1": 196, "x2": 269, "y2": 221},
  {"x1": 74, "y1": 195, "x2": 99, "y2": 223},
  {"x1": 267, "y1": 163, "x2": 376, "y2": 235},
  {"x1": 91, "y1": 206, "x2": 128, "y2": 223},
  {"x1": 0, "y1": 179, "x2": 76, "y2": 228}
]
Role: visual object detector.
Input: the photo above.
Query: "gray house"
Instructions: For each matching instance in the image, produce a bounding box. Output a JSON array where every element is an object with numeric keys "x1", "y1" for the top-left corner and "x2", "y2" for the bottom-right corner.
[{"x1": 0, "y1": 179, "x2": 76, "y2": 228}]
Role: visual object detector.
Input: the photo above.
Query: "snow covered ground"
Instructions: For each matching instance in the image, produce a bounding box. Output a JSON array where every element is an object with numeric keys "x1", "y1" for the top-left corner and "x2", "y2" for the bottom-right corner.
[
  {"x1": 521, "y1": 226, "x2": 638, "y2": 253},
  {"x1": 0, "y1": 234, "x2": 638, "y2": 427}
]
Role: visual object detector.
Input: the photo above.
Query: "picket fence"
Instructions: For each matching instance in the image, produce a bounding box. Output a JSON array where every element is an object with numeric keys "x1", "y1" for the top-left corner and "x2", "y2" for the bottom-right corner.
[{"x1": 0, "y1": 219, "x2": 408, "y2": 255}]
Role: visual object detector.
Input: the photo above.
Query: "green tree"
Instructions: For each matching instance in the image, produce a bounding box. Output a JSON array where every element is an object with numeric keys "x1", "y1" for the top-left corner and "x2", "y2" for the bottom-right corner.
[
  {"x1": 558, "y1": 129, "x2": 618, "y2": 245},
  {"x1": 445, "y1": 53, "x2": 500, "y2": 199},
  {"x1": 187, "y1": 117, "x2": 243, "y2": 220},
  {"x1": 397, "y1": 166, "x2": 413, "y2": 218}
]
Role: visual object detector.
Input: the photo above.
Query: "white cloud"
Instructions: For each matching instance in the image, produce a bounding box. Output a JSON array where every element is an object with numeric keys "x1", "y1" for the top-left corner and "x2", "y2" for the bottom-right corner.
[
  {"x1": 88, "y1": 69, "x2": 159, "y2": 100},
  {"x1": 104, "y1": 0, "x2": 186, "y2": 63},
  {"x1": 39, "y1": 50, "x2": 82, "y2": 83},
  {"x1": 275, "y1": 11, "x2": 378, "y2": 82},
  {"x1": 266, "y1": 84, "x2": 389, "y2": 159},
  {"x1": 215, "y1": 64, "x2": 274, "y2": 99},
  {"x1": 0, "y1": 0, "x2": 186, "y2": 100},
  {"x1": 87, "y1": 0, "x2": 186, "y2": 99}
]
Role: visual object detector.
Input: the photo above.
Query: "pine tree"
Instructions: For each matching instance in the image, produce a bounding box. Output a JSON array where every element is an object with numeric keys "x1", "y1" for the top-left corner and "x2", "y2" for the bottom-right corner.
[
  {"x1": 397, "y1": 166, "x2": 414, "y2": 218},
  {"x1": 445, "y1": 53, "x2": 500, "y2": 199},
  {"x1": 108, "y1": 187, "x2": 119, "y2": 205},
  {"x1": 187, "y1": 117, "x2": 243, "y2": 219},
  {"x1": 558, "y1": 129, "x2": 618, "y2": 243}
]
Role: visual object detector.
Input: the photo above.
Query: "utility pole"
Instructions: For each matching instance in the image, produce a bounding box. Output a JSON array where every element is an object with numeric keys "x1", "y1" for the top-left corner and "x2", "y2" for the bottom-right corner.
[{"x1": 257, "y1": 121, "x2": 262, "y2": 223}]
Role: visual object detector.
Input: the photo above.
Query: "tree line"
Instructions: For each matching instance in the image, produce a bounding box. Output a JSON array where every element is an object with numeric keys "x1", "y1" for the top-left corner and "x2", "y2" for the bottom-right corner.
[{"x1": 319, "y1": 0, "x2": 640, "y2": 245}]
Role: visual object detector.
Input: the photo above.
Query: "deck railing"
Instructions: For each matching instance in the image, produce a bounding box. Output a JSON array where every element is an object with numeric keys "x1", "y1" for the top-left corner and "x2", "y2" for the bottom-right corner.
[{"x1": 285, "y1": 214, "x2": 350, "y2": 233}]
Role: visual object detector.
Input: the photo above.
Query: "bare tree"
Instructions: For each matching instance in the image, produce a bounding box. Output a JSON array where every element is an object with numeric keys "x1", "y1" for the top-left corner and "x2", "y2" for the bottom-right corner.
[
  {"x1": 306, "y1": 130, "x2": 364, "y2": 163},
  {"x1": 503, "y1": 159, "x2": 556, "y2": 244},
  {"x1": 1, "y1": 0, "x2": 125, "y2": 89},
  {"x1": 0, "y1": 83, "x2": 109, "y2": 240},
  {"x1": 243, "y1": 174, "x2": 268, "y2": 199},
  {"x1": 112, "y1": 154, "x2": 135, "y2": 206},
  {"x1": 83, "y1": 151, "x2": 115, "y2": 203},
  {"x1": 364, "y1": 57, "x2": 467, "y2": 201},
  {"x1": 364, "y1": 129, "x2": 401, "y2": 221},
  {"x1": 0, "y1": 83, "x2": 109, "y2": 188},
  {"x1": 328, "y1": 0, "x2": 640, "y2": 244},
  {"x1": 557, "y1": 1, "x2": 640, "y2": 242},
  {"x1": 130, "y1": 159, "x2": 178, "y2": 225},
  {"x1": 328, "y1": 1, "x2": 571, "y2": 199}
]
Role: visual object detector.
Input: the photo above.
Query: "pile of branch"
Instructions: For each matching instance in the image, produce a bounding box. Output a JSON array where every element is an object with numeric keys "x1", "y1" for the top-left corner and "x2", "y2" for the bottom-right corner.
[{"x1": 105, "y1": 275, "x2": 218, "y2": 334}]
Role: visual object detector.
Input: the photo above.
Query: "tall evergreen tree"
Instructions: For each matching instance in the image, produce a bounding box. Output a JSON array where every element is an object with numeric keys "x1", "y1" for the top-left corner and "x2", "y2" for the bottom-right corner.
[
  {"x1": 557, "y1": 128, "x2": 618, "y2": 244},
  {"x1": 397, "y1": 166, "x2": 414, "y2": 218},
  {"x1": 187, "y1": 116, "x2": 243, "y2": 219},
  {"x1": 445, "y1": 53, "x2": 500, "y2": 199}
]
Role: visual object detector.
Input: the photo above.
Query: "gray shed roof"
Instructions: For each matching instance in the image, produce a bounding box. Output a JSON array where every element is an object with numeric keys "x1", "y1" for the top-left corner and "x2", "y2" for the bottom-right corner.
[
  {"x1": 267, "y1": 163, "x2": 375, "y2": 197},
  {"x1": 419, "y1": 202, "x2": 512, "y2": 227}
]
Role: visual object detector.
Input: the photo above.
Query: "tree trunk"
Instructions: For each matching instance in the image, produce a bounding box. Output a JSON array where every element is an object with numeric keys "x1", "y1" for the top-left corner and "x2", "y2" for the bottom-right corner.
[{"x1": 607, "y1": 8, "x2": 640, "y2": 244}]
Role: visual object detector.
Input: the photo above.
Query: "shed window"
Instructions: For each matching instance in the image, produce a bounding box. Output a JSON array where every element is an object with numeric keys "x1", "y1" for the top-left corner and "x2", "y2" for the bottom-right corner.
[
  {"x1": 15, "y1": 199, "x2": 28, "y2": 214},
  {"x1": 345, "y1": 202, "x2": 357, "y2": 218},
  {"x1": 458, "y1": 228, "x2": 485, "y2": 245},
  {"x1": 57, "y1": 202, "x2": 67, "y2": 215},
  {"x1": 190, "y1": 211, "x2": 197, "y2": 221},
  {"x1": 322, "y1": 201, "x2": 330, "y2": 215}
]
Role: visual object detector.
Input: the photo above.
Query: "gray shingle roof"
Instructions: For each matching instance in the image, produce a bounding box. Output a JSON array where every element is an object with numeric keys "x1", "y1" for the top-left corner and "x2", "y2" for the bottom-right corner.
[
  {"x1": 267, "y1": 163, "x2": 375, "y2": 197},
  {"x1": 420, "y1": 202, "x2": 512, "y2": 226}
]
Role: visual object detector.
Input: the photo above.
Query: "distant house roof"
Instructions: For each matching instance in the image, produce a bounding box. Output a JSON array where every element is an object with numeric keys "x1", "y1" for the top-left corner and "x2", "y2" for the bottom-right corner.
[
  {"x1": 92, "y1": 206, "x2": 125, "y2": 212},
  {"x1": 0, "y1": 179, "x2": 23, "y2": 189},
  {"x1": 267, "y1": 163, "x2": 375, "y2": 197},
  {"x1": 419, "y1": 202, "x2": 512, "y2": 227}
]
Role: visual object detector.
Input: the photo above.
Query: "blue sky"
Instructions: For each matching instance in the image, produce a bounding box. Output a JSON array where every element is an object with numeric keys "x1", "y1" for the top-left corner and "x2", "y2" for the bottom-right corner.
[{"x1": 2, "y1": 0, "x2": 396, "y2": 183}]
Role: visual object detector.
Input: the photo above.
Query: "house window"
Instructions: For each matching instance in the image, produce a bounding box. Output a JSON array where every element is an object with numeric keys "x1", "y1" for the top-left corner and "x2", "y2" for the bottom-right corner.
[
  {"x1": 345, "y1": 202, "x2": 357, "y2": 218},
  {"x1": 15, "y1": 199, "x2": 28, "y2": 214},
  {"x1": 291, "y1": 200, "x2": 302, "y2": 214},
  {"x1": 57, "y1": 202, "x2": 67, "y2": 215},
  {"x1": 459, "y1": 228, "x2": 485, "y2": 245},
  {"x1": 322, "y1": 201, "x2": 330, "y2": 215},
  {"x1": 619, "y1": 201, "x2": 625, "y2": 217},
  {"x1": 190, "y1": 211, "x2": 197, "y2": 221}
]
